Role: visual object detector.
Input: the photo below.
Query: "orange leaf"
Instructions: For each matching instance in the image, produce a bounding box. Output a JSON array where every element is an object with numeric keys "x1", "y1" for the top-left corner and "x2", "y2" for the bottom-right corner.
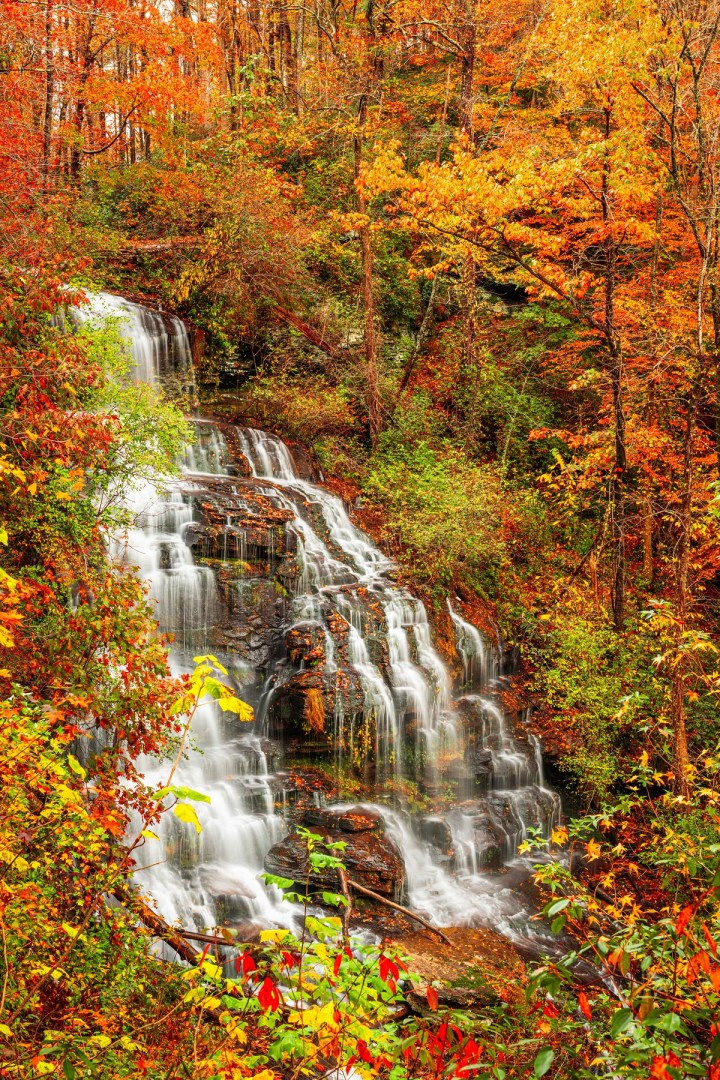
[{"x1": 578, "y1": 990, "x2": 592, "y2": 1020}]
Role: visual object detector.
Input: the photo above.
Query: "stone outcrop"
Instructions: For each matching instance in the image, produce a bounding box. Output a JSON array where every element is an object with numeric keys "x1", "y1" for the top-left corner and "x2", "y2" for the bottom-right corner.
[{"x1": 264, "y1": 806, "x2": 405, "y2": 902}]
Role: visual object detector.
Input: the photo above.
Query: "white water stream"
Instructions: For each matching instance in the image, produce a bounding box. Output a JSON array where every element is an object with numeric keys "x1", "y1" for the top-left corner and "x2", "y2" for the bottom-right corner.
[{"x1": 83, "y1": 292, "x2": 561, "y2": 944}]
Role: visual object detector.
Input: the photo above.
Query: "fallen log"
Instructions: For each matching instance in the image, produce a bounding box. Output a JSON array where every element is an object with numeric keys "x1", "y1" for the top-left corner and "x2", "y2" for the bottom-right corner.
[
  {"x1": 180, "y1": 928, "x2": 240, "y2": 947},
  {"x1": 346, "y1": 878, "x2": 452, "y2": 946},
  {"x1": 112, "y1": 883, "x2": 202, "y2": 964}
]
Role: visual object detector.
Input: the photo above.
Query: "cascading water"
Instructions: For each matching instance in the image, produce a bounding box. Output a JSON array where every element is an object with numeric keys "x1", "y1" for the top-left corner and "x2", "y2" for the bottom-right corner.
[
  {"x1": 70, "y1": 291, "x2": 194, "y2": 387},
  {"x1": 86, "y1": 291, "x2": 561, "y2": 946}
]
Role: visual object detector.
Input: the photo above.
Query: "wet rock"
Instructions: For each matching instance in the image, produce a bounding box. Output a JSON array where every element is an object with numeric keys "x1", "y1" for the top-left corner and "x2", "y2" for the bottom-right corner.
[
  {"x1": 415, "y1": 816, "x2": 454, "y2": 868},
  {"x1": 264, "y1": 809, "x2": 405, "y2": 901},
  {"x1": 267, "y1": 665, "x2": 366, "y2": 745},
  {"x1": 446, "y1": 803, "x2": 506, "y2": 870},
  {"x1": 285, "y1": 440, "x2": 318, "y2": 482},
  {"x1": 303, "y1": 805, "x2": 383, "y2": 833},
  {"x1": 285, "y1": 621, "x2": 326, "y2": 667}
]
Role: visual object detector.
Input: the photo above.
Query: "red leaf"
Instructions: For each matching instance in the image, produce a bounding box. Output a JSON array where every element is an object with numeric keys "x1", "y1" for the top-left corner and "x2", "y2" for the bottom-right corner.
[
  {"x1": 426, "y1": 985, "x2": 439, "y2": 1010},
  {"x1": 333, "y1": 953, "x2": 342, "y2": 976},
  {"x1": 356, "y1": 1040, "x2": 374, "y2": 1065},
  {"x1": 650, "y1": 1057, "x2": 672, "y2": 1080},
  {"x1": 379, "y1": 953, "x2": 400, "y2": 984},
  {"x1": 675, "y1": 904, "x2": 694, "y2": 936},
  {"x1": 257, "y1": 976, "x2": 281, "y2": 1011},
  {"x1": 578, "y1": 990, "x2": 592, "y2": 1020},
  {"x1": 241, "y1": 953, "x2": 257, "y2": 976},
  {"x1": 703, "y1": 923, "x2": 718, "y2": 957}
]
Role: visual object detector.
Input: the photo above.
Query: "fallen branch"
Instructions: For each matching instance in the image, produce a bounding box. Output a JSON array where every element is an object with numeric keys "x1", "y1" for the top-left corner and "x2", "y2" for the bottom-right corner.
[
  {"x1": 113, "y1": 883, "x2": 202, "y2": 964},
  {"x1": 346, "y1": 878, "x2": 452, "y2": 945}
]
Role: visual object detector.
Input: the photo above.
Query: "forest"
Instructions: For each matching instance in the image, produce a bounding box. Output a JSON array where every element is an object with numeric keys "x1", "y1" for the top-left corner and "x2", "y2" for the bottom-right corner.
[{"x1": 2, "y1": 0, "x2": 720, "y2": 1073}]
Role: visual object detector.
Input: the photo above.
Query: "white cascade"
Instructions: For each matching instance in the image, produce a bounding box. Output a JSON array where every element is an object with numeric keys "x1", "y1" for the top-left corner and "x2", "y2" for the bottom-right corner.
[
  {"x1": 71, "y1": 291, "x2": 193, "y2": 385},
  {"x1": 82, "y1": 291, "x2": 562, "y2": 946}
]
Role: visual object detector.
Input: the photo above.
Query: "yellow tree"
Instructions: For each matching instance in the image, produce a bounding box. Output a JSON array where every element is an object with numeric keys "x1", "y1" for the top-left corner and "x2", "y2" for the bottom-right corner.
[{"x1": 366, "y1": 0, "x2": 661, "y2": 631}]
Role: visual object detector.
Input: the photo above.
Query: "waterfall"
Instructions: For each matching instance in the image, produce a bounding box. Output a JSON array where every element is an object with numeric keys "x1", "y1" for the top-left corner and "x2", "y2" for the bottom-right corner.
[
  {"x1": 87, "y1": 291, "x2": 561, "y2": 944},
  {"x1": 70, "y1": 291, "x2": 193, "y2": 386}
]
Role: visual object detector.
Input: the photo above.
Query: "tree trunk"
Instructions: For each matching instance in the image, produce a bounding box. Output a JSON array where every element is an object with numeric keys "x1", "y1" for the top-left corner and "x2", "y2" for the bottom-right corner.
[
  {"x1": 459, "y1": 14, "x2": 475, "y2": 140},
  {"x1": 671, "y1": 400, "x2": 696, "y2": 797},
  {"x1": 436, "y1": 64, "x2": 451, "y2": 164},
  {"x1": 601, "y1": 106, "x2": 626, "y2": 631},
  {"x1": 295, "y1": 4, "x2": 305, "y2": 115},
  {"x1": 398, "y1": 272, "x2": 440, "y2": 397},
  {"x1": 42, "y1": 0, "x2": 54, "y2": 185},
  {"x1": 354, "y1": 96, "x2": 382, "y2": 446},
  {"x1": 642, "y1": 496, "x2": 654, "y2": 586}
]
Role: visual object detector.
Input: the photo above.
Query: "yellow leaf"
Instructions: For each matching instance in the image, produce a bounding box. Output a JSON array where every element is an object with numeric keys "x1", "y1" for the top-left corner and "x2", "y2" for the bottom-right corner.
[
  {"x1": 586, "y1": 839, "x2": 602, "y2": 861},
  {"x1": 173, "y1": 803, "x2": 202, "y2": 833},
  {"x1": 260, "y1": 928, "x2": 291, "y2": 943},
  {"x1": 200, "y1": 960, "x2": 222, "y2": 979}
]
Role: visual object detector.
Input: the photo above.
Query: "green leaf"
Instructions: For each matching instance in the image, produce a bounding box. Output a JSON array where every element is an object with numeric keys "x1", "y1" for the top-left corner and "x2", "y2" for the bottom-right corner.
[
  {"x1": 322, "y1": 891, "x2": 348, "y2": 907},
  {"x1": 201, "y1": 676, "x2": 224, "y2": 699},
  {"x1": 651, "y1": 1011, "x2": 684, "y2": 1034},
  {"x1": 709, "y1": 1034, "x2": 720, "y2": 1062},
  {"x1": 546, "y1": 898, "x2": 570, "y2": 917},
  {"x1": 171, "y1": 785, "x2": 211, "y2": 803},
  {"x1": 67, "y1": 754, "x2": 86, "y2": 780},
  {"x1": 63, "y1": 1061, "x2": 77, "y2": 1080},
  {"x1": 173, "y1": 803, "x2": 202, "y2": 833},
  {"x1": 534, "y1": 1047, "x2": 554, "y2": 1077},
  {"x1": 262, "y1": 874, "x2": 296, "y2": 889},
  {"x1": 609, "y1": 1008, "x2": 633, "y2": 1038}
]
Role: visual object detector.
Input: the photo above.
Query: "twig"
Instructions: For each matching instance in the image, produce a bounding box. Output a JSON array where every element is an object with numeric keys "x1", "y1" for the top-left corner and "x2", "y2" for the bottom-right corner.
[{"x1": 346, "y1": 879, "x2": 452, "y2": 945}]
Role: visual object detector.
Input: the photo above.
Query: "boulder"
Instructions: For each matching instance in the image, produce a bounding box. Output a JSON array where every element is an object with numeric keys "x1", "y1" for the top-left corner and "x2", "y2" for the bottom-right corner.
[
  {"x1": 303, "y1": 805, "x2": 383, "y2": 833},
  {"x1": 264, "y1": 807, "x2": 405, "y2": 902}
]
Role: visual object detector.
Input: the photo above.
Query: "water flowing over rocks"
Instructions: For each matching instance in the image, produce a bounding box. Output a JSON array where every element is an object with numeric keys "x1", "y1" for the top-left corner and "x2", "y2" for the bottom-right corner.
[{"x1": 89, "y1": 292, "x2": 562, "y2": 949}]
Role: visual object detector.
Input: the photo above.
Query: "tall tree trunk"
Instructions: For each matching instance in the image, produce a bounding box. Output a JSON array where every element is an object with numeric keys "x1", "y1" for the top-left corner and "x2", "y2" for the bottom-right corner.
[
  {"x1": 459, "y1": 10, "x2": 475, "y2": 140},
  {"x1": 295, "y1": 4, "x2": 304, "y2": 115},
  {"x1": 601, "y1": 106, "x2": 626, "y2": 631},
  {"x1": 42, "y1": 0, "x2": 54, "y2": 185},
  {"x1": 354, "y1": 96, "x2": 381, "y2": 446},
  {"x1": 398, "y1": 272, "x2": 440, "y2": 397},
  {"x1": 671, "y1": 398, "x2": 696, "y2": 797},
  {"x1": 436, "y1": 64, "x2": 451, "y2": 164}
]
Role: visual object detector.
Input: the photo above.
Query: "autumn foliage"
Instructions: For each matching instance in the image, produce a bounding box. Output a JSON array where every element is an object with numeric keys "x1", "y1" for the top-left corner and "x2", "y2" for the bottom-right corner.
[{"x1": 4, "y1": 0, "x2": 720, "y2": 1073}]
